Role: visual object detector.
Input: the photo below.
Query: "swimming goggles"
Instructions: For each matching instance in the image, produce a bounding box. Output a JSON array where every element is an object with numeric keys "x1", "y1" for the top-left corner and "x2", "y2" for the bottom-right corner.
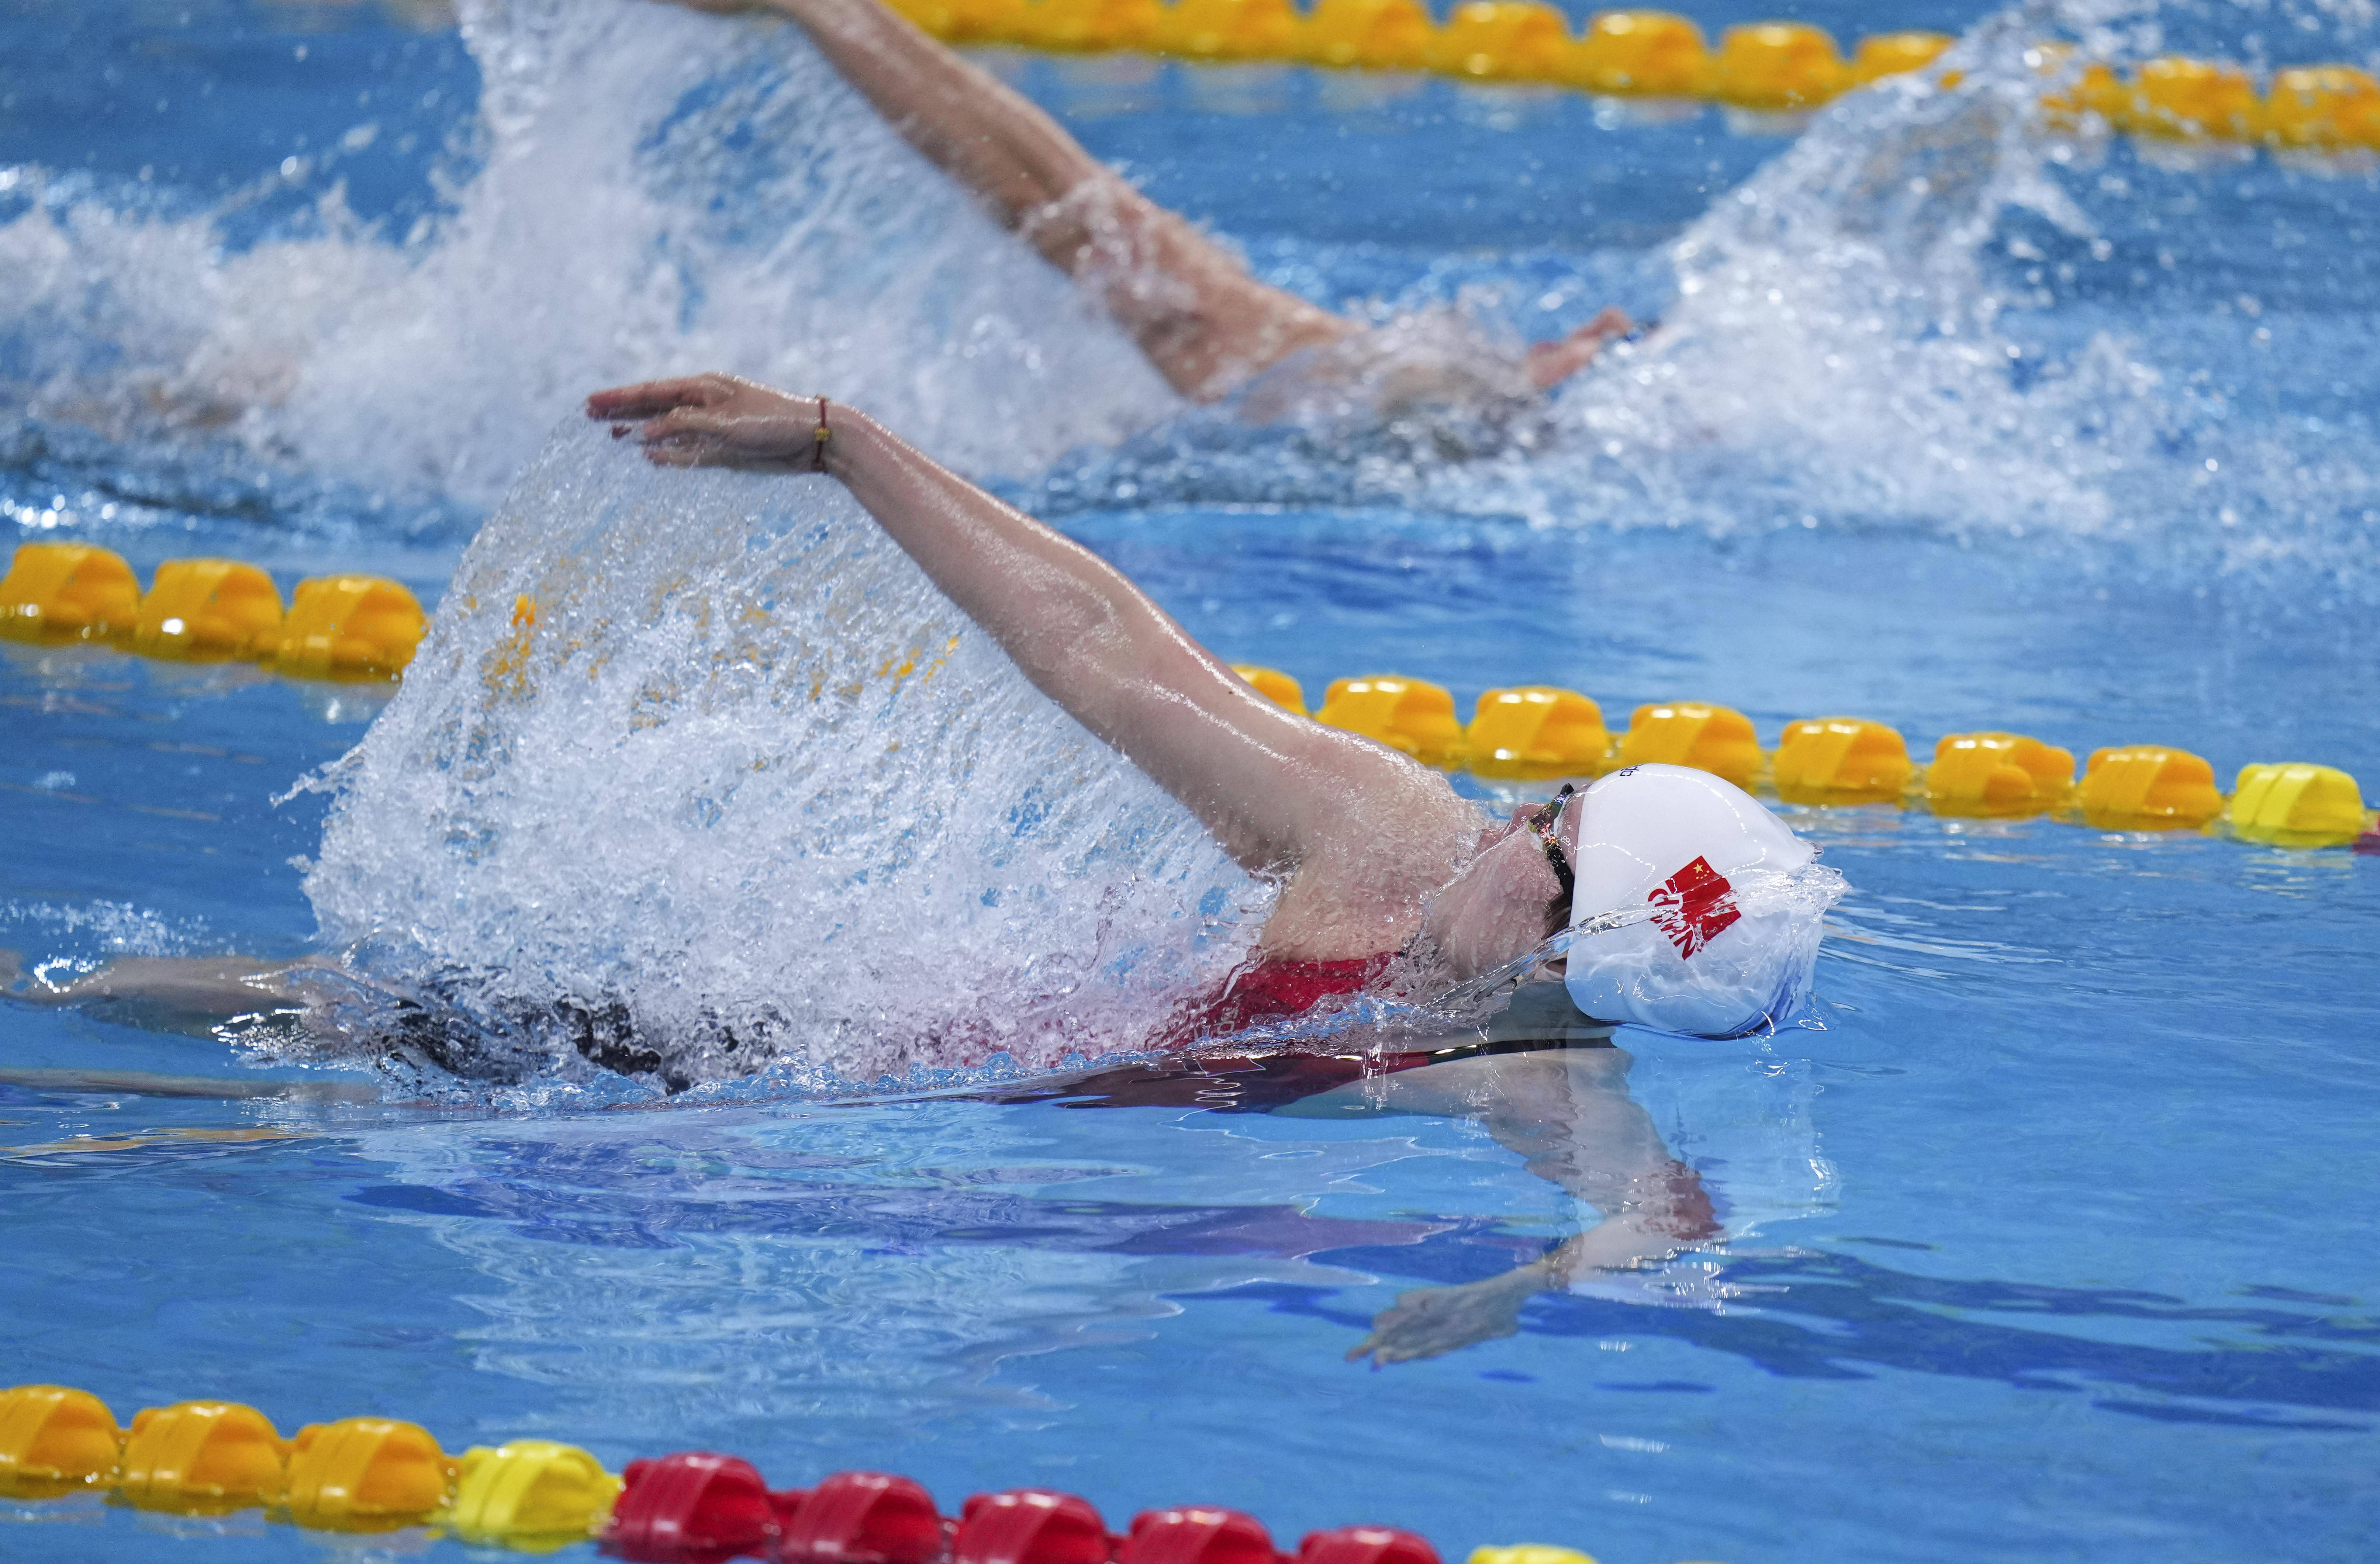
[{"x1": 1527, "y1": 784, "x2": 1576, "y2": 902}]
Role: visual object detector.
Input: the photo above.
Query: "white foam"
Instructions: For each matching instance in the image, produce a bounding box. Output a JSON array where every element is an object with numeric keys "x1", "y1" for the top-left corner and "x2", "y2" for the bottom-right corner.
[
  {"x1": 3, "y1": 0, "x2": 1177, "y2": 505},
  {"x1": 300, "y1": 425, "x2": 1260, "y2": 1087}
]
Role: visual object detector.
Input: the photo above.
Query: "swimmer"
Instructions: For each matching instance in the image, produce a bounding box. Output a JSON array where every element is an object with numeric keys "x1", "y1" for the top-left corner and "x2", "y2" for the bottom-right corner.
[
  {"x1": 574, "y1": 376, "x2": 1830, "y2": 1361},
  {"x1": 11, "y1": 377, "x2": 1831, "y2": 1361},
  {"x1": 652, "y1": 0, "x2": 1637, "y2": 422}
]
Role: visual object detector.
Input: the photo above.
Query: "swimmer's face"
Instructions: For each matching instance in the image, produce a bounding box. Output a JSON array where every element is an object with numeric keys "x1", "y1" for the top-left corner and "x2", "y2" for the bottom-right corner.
[{"x1": 1417, "y1": 797, "x2": 1576, "y2": 980}]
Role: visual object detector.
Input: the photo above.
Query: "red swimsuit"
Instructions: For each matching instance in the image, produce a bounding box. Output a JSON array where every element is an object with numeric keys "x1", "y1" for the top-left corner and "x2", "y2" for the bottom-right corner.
[{"x1": 1175, "y1": 953, "x2": 1395, "y2": 1039}]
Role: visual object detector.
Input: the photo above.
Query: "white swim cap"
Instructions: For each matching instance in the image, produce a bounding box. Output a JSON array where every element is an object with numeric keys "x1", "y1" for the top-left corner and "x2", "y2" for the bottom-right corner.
[{"x1": 1562, "y1": 764, "x2": 1839, "y2": 1038}]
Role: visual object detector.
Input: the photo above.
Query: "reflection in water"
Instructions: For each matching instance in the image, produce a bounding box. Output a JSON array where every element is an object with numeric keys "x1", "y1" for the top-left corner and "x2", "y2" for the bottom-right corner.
[
  {"x1": 298, "y1": 992, "x2": 1828, "y2": 1429},
  {"x1": 296, "y1": 1015, "x2": 2380, "y2": 1440},
  {"x1": 1212, "y1": 1249, "x2": 2380, "y2": 1433}
]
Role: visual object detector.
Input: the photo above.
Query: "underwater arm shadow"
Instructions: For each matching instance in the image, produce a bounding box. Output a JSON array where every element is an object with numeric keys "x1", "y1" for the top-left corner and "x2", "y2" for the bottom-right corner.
[{"x1": 1321, "y1": 1044, "x2": 1713, "y2": 1366}]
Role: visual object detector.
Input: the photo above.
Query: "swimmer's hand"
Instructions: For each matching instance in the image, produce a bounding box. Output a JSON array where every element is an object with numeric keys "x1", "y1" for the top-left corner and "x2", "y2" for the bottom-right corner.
[
  {"x1": 1523, "y1": 305, "x2": 1634, "y2": 392},
  {"x1": 1346, "y1": 1264, "x2": 1545, "y2": 1367},
  {"x1": 588, "y1": 374, "x2": 833, "y2": 474}
]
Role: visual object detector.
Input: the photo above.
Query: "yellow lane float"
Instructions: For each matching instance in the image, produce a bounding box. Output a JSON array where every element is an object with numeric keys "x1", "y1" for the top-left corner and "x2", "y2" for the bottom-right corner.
[
  {"x1": 1771, "y1": 717, "x2": 1912, "y2": 806},
  {"x1": 1231, "y1": 662, "x2": 1309, "y2": 714},
  {"x1": 1302, "y1": 0, "x2": 1431, "y2": 69},
  {"x1": 1469, "y1": 1547, "x2": 1600, "y2": 1564},
  {"x1": 2263, "y1": 65, "x2": 2380, "y2": 149},
  {"x1": 1316, "y1": 673, "x2": 1469, "y2": 767},
  {"x1": 1428, "y1": 0, "x2": 1572, "y2": 80},
  {"x1": 1023, "y1": 0, "x2": 1166, "y2": 51},
  {"x1": 1158, "y1": 0, "x2": 1300, "y2": 59},
  {"x1": 1466, "y1": 686, "x2": 1612, "y2": 780},
  {"x1": 2122, "y1": 56, "x2": 2262, "y2": 140},
  {"x1": 1924, "y1": 732, "x2": 2075, "y2": 818},
  {"x1": 2077, "y1": 745, "x2": 2225, "y2": 831},
  {"x1": 1850, "y1": 31, "x2": 1952, "y2": 86},
  {"x1": 448, "y1": 1440, "x2": 625, "y2": 1550},
  {"x1": 1572, "y1": 10, "x2": 1710, "y2": 96},
  {"x1": 130, "y1": 558, "x2": 284, "y2": 661},
  {"x1": 1710, "y1": 21, "x2": 1848, "y2": 109},
  {"x1": 1613, "y1": 701, "x2": 1762, "y2": 790},
  {"x1": 2227, "y1": 762, "x2": 2372, "y2": 848},
  {"x1": 0, "y1": 542, "x2": 144, "y2": 644}
]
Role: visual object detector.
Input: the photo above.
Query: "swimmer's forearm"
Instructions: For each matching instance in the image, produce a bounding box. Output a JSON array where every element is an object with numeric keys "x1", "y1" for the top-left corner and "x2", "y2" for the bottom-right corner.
[
  {"x1": 1537, "y1": 1217, "x2": 1680, "y2": 1284},
  {"x1": 821, "y1": 407, "x2": 1314, "y2": 865},
  {"x1": 594, "y1": 373, "x2": 1388, "y2": 866},
  {"x1": 742, "y1": 0, "x2": 1105, "y2": 230}
]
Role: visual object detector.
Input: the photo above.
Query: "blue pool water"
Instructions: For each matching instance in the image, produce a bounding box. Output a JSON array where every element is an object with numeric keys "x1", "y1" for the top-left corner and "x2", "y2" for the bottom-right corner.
[{"x1": 4, "y1": 0, "x2": 2379, "y2": 1560}]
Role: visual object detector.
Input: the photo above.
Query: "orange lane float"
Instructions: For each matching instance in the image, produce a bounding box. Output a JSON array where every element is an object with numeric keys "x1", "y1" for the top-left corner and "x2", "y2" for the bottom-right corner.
[
  {"x1": 1465, "y1": 687, "x2": 1612, "y2": 781},
  {"x1": 1572, "y1": 10, "x2": 1710, "y2": 97},
  {"x1": 0, "y1": 541, "x2": 425, "y2": 679},
  {"x1": 1314, "y1": 674, "x2": 1469, "y2": 768},
  {"x1": 1923, "y1": 732, "x2": 2075, "y2": 819},
  {"x1": 2076, "y1": 745, "x2": 2226, "y2": 831},
  {"x1": 1612, "y1": 701, "x2": 1762, "y2": 791},
  {"x1": 0, "y1": 542, "x2": 143, "y2": 643},
  {"x1": 119, "y1": 1400, "x2": 290, "y2": 1514},
  {"x1": 1771, "y1": 717, "x2": 1911, "y2": 807},
  {"x1": 1710, "y1": 21, "x2": 1847, "y2": 110}
]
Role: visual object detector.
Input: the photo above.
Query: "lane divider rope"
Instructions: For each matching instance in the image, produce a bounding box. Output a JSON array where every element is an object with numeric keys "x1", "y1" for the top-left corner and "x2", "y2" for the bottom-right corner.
[
  {"x1": 0, "y1": 1384, "x2": 1619, "y2": 1564},
  {"x1": 1232, "y1": 669, "x2": 2379, "y2": 850},
  {"x1": 894, "y1": 0, "x2": 2380, "y2": 155},
  {"x1": 0, "y1": 542, "x2": 424, "y2": 680},
  {"x1": 6, "y1": 545, "x2": 2369, "y2": 850}
]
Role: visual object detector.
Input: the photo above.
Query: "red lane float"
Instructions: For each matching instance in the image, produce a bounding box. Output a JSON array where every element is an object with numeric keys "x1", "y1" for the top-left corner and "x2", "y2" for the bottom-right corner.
[
  {"x1": 606, "y1": 1452, "x2": 800, "y2": 1564},
  {"x1": 780, "y1": 1470, "x2": 948, "y2": 1564},
  {"x1": 956, "y1": 1490, "x2": 1113, "y2": 1564},
  {"x1": 1122, "y1": 1507, "x2": 1279, "y2": 1564},
  {"x1": 598, "y1": 1459, "x2": 1440, "y2": 1564}
]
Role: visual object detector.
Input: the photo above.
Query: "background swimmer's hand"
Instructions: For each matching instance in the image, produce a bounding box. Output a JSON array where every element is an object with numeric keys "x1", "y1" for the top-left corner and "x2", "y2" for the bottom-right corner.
[
  {"x1": 588, "y1": 374, "x2": 832, "y2": 473},
  {"x1": 1346, "y1": 1265, "x2": 1544, "y2": 1367},
  {"x1": 1523, "y1": 305, "x2": 1634, "y2": 391}
]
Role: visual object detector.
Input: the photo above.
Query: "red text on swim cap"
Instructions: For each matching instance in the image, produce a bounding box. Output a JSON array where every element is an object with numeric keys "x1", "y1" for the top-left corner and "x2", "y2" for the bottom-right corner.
[{"x1": 1652, "y1": 857, "x2": 1740, "y2": 958}]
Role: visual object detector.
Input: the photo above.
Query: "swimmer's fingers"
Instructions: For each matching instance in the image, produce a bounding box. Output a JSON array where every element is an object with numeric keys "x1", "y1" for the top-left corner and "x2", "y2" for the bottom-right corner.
[{"x1": 586, "y1": 374, "x2": 744, "y2": 421}]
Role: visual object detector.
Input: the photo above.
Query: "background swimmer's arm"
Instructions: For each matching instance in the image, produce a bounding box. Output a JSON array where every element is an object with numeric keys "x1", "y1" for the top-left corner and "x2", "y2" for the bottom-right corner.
[
  {"x1": 687, "y1": 0, "x2": 1106, "y2": 241},
  {"x1": 644, "y1": 0, "x2": 1351, "y2": 399},
  {"x1": 591, "y1": 376, "x2": 1448, "y2": 873}
]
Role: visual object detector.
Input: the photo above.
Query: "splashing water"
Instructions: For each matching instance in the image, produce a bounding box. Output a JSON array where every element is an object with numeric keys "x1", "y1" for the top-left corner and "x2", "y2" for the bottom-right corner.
[
  {"x1": 0, "y1": 0, "x2": 1176, "y2": 507},
  {"x1": 4, "y1": 0, "x2": 2376, "y2": 593},
  {"x1": 298, "y1": 426, "x2": 1259, "y2": 1091}
]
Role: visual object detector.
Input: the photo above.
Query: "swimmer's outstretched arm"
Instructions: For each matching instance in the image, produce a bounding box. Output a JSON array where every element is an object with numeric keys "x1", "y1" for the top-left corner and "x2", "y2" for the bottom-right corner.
[
  {"x1": 591, "y1": 374, "x2": 1492, "y2": 955},
  {"x1": 651, "y1": 0, "x2": 1351, "y2": 400}
]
